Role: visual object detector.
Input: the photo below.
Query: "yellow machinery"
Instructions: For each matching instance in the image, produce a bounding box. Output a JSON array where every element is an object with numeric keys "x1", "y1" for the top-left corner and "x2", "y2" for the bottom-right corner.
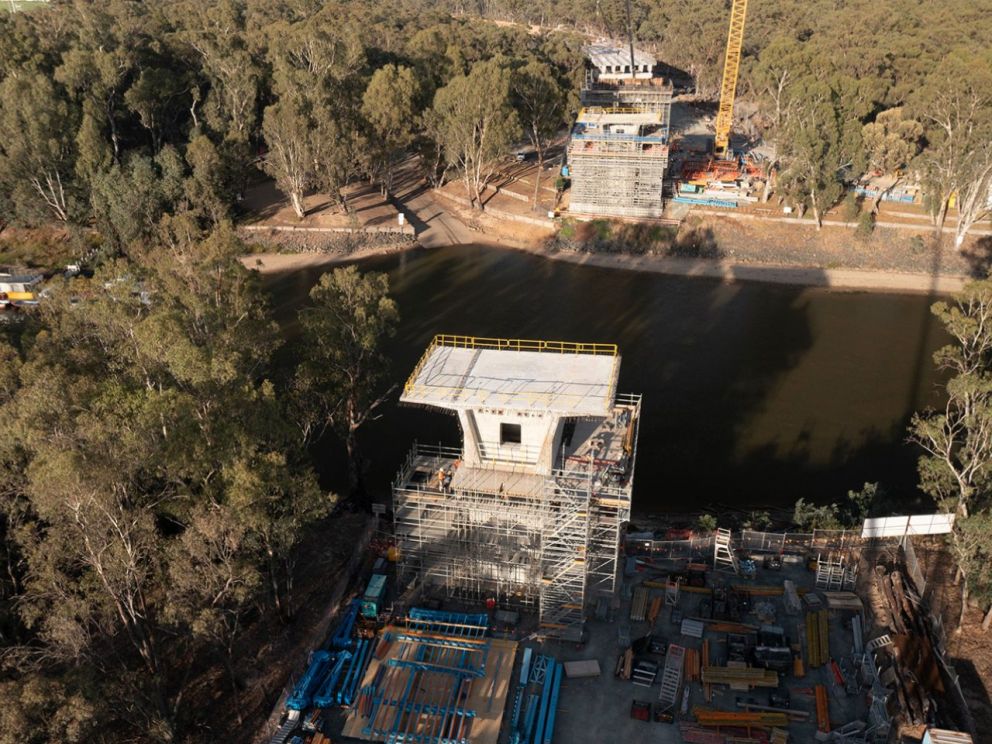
[{"x1": 714, "y1": 0, "x2": 749, "y2": 156}]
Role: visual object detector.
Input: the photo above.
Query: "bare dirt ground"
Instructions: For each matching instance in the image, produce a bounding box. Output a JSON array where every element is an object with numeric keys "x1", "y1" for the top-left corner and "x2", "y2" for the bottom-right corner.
[
  {"x1": 692, "y1": 212, "x2": 987, "y2": 277},
  {"x1": 240, "y1": 237, "x2": 414, "y2": 274},
  {"x1": 241, "y1": 180, "x2": 402, "y2": 230},
  {"x1": 947, "y1": 608, "x2": 992, "y2": 739}
]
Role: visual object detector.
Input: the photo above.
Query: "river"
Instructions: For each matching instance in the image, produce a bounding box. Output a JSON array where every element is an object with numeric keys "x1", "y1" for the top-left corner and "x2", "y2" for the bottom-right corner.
[{"x1": 265, "y1": 244, "x2": 949, "y2": 517}]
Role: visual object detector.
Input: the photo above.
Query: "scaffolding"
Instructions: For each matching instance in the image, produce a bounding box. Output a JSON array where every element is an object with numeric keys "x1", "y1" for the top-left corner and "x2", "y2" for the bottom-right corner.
[
  {"x1": 567, "y1": 104, "x2": 671, "y2": 219},
  {"x1": 566, "y1": 47, "x2": 674, "y2": 219},
  {"x1": 568, "y1": 136, "x2": 669, "y2": 218},
  {"x1": 394, "y1": 399, "x2": 639, "y2": 639},
  {"x1": 581, "y1": 71, "x2": 673, "y2": 121},
  {"x1": 816, "y1": 551, "x2": 856, "y2": 591},
  {"x1": 392, "y1": 338, "x2": 641, "y2": 641}
]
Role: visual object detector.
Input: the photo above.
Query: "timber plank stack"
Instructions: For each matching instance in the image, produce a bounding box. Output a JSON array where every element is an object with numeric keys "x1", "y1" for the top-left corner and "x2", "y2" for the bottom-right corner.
[
  {"x1": 805, "y1": 609, "x2": 829, "y2": 668},
  {"x1": 693, "y1": 707, "x2": 791, "y2": 727},
  {"x1": 701, "y1": 665, "x2": 778, "y2": 688}
]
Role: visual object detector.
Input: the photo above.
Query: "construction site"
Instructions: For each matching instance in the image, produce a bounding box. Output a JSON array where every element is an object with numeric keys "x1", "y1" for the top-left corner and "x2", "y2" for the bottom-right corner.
[
  {"x1": 562, "y1": 1, "x2": 771, "y2": 219},
  {"x1": 263, "y1": 337, "x2": 977, "y2": 744}
]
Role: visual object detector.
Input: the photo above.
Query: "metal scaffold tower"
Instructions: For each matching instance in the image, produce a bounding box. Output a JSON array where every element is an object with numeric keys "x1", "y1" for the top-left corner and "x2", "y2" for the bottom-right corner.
[
  {"x1": 568, "y1": 41, "x2": 674, "y2": 219},
  {"x1": 566, "y1": 105, "x2": 671, "y2": 219},
  {"x1": 392, "y1": 335, "x2": 641, "y2": 641},
  {"x1": 538, "y1": 474, "x2": 591, "y2": 635}
]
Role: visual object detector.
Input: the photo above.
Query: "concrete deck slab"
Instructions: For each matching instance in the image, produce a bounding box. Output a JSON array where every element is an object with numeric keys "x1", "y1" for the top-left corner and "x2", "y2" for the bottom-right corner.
[{"x1": 402, "y1": 345, "x2": 618, "y2": 416}]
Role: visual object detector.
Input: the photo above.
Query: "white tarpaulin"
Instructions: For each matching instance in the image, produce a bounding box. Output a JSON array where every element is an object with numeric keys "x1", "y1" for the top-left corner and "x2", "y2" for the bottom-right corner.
[{"x1": 861, "y1": 513, "x2": 955, "y2": 538}]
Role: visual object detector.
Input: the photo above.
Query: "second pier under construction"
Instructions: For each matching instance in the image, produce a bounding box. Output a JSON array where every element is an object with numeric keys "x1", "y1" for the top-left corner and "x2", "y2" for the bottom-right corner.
[
  {"x1": 566, "y1": 43, "x2": 674, "y2": 219},
  {"x1": 392, "y1": 335, "x2": 641, "y2": 640}
]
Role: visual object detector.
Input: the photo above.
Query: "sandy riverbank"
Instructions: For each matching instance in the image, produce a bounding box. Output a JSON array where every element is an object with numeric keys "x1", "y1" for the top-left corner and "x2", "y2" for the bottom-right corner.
[
  {"x1": 429, "y1": 188, "x2": 971, "y2": 294},
  {"x1": 241, "y1": 238, "x2": 967, "y2": 294},
  {"x1": 239, "y1": 241, "x2": 415, "y2": 274}
]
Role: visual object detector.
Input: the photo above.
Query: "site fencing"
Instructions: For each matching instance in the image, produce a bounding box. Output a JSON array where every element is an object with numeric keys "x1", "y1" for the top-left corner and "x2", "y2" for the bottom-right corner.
[
  {"x1": 627, "y1": 527, "x2": 867, "y2": 559},
  {"x1": 900, "y1": 534, "x2": 927, "y2": 596}
]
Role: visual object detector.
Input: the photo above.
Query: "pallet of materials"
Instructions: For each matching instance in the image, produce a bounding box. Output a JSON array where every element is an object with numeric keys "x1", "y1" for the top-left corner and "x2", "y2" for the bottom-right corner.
[
  {"x1": 681, "y1": 618, "x2": 705, "y2": 638},
  {"x1": 678, "y1": 722, "x2": 726, "y2": 743},
  {"x1": 563, "y1": 659, "x2": 601, "y2": 679}
]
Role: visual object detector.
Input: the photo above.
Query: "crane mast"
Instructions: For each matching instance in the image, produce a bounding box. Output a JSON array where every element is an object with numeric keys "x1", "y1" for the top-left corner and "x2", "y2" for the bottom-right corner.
[{"x1": 714, "y1": 0, "x2": 749, "y2": 157}]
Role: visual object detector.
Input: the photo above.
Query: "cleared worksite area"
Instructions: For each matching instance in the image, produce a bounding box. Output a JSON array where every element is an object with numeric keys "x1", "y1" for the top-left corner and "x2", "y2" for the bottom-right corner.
[{"x1": 266, "y1": 341, "x2": 975, "y2": 744}]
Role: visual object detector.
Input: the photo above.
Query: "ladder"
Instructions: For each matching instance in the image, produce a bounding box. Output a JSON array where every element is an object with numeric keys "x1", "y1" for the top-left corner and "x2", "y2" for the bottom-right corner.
[
  {"x1": 658, "y1": 643, "x2": 685, "y2": 710},
  {"x1": 816, "y1": 552, "x2": 846, "y2": 590},
  {"x1": 665, "y1": 579, "x2": 680, "y2": 607},
  {"x1": 713, "y1": 528, "x2": 740, "y2": 574},
  {"x1": 865, "y1": 635, "x2": 892, "y2": 652},
  {"x1": 268, "y1": 711, "x2": 300, "y2": 744}
]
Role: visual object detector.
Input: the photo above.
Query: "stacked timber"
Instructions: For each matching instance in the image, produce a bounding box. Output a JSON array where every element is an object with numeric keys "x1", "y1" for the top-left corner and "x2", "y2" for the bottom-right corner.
[
  {"x1": 815, "y1": 684, "x2": 830, "y2": 732},
  {"x1": 647, "y1": 596, "x2": 662, "y2": 624},
  {"x1": 683, "y1": 647, "x2": 701, "y2": 682},
  {"x1": 678, "y1": 722, "x2": 725, "y2": 744},
  {"x1": 693, "y1": 707, "x2": 790, "y2": 727},
  {"x1": 805, "y1": 609, "x2": 829, "y2": 667},
  {"x1": 733, "y1": 584, "x2": 784, "y2": 596},
  {"x1": 701, "y1": 665, "x2": 778, "y2": 688},
  {"x1": 630, "y1": 586, "x2": 649, "y2": 622},
  {"x1": 614, "y1": 647, "x2": 633, "y2": 680}
]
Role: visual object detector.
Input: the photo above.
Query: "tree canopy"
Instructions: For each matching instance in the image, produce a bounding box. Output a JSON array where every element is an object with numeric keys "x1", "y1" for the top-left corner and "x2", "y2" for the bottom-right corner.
[{"x1": 2, "y1": 0, "x2": 990, "y2": 239}]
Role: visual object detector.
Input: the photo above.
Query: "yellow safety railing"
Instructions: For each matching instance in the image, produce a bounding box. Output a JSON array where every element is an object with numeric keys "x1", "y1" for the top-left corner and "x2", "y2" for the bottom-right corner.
[
  {"x1": 579, "y1": 106, "x2": 649, "y2": 117},
  {"x1": 433, "y1": 334, "x2": 616, "y2": 355},
  {"x1": 403, "y1": 334, "x2": 618, "y2": 396}
]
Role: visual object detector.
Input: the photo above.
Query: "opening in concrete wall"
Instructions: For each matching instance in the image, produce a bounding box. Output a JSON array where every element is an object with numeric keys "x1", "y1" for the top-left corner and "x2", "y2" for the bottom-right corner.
[{"x1": 500, "y1": 423, "x2": 522, "y2": 444}]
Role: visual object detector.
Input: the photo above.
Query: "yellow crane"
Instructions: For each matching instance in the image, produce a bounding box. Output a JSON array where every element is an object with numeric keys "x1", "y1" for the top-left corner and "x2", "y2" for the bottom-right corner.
[{"x1": 714, "y1": 0, "x2": 749, "y2": 157}]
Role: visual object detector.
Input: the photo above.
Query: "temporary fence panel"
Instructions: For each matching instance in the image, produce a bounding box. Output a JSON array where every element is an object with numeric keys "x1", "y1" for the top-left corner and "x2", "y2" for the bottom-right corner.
[{"x1": 861, "y1": 514, "x2": 954, "y2": 539}]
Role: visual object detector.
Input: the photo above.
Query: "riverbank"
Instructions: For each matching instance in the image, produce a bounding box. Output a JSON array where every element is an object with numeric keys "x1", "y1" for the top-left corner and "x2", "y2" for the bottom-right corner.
[
  {"x1": 241, "y1": 214, "x2": 967, "y2": 293},
  {"x1": 430, "y1": 192, "x2": 970, "y2": 294},
  {"x1": 518, "y1": 245, "x2": 967, "y2": 294},
  {"x1": 240, "y1": 240, "x2": 415, "y2": 274},
  {"x1": 241, "y1": 182, "x2": 972, "y2": 293}
]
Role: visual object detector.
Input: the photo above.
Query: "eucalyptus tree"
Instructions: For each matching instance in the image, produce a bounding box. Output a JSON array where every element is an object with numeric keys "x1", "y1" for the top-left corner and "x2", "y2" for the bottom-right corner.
[
  {"x1": 911, "y1": 51, "x2": 992, "y2": 246},
  {"x1": 910, "y1": 281, "x2": 992, "y2": 631},
  {"x1": 511, "y1": 58, "x2": 566, "y2": 207},
  {"x1": 431, "y1": 58, "x2": 521, "y2": 209},
  {"x1": 362, "y1": 64, "x2": 421, "y2": 195},
  {"x1": 292, "y1": 266, "x2": 399, "y2": 499}
]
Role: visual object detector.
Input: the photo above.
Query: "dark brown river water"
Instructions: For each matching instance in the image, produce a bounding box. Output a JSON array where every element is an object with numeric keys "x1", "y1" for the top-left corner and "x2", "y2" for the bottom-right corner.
[{"x1": 265, "y1": 244, "x2": 949, "y2": 516}]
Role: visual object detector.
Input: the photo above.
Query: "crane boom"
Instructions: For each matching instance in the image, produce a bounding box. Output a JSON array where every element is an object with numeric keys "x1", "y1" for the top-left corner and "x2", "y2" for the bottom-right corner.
[{"x1": 714, "y1": 0, "x2": 748, "y2": 156}]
